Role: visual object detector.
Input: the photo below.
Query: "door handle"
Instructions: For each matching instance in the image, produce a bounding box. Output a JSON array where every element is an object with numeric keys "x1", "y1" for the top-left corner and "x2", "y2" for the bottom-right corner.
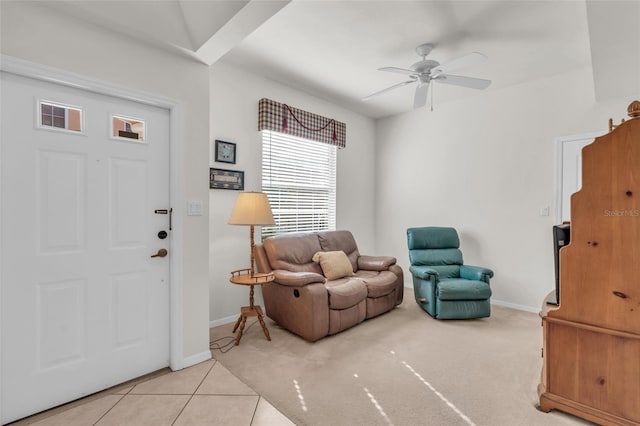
[{"x1": 150, "y1": 248, "x2": 168, "y2": 258}]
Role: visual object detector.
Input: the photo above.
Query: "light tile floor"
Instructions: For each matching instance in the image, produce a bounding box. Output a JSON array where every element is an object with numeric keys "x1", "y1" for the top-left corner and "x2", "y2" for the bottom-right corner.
[{"x1": 10, "y1": 358, "x2": 295, "y2": 426}]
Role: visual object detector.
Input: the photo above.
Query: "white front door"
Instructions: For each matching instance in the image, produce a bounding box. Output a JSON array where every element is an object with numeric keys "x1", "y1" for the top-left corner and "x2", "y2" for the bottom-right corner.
[{"x1": 1, "y1": 71, "x2": 171, "y2": 423}]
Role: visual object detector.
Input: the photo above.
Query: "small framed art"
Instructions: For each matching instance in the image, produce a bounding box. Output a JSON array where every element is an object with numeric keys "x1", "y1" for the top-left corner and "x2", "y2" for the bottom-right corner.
[
  {"x1": 210, "y1": 168, "x2": 244, "y2": 190},
  {"x1": 215, "y1": 139, "x2": 236, "y2": 164}
]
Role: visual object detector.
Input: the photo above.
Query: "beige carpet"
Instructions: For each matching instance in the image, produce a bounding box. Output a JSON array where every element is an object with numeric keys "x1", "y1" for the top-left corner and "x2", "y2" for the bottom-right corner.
[{"x1": 210, "y1": 299, "x2": 593, "y2": 426}]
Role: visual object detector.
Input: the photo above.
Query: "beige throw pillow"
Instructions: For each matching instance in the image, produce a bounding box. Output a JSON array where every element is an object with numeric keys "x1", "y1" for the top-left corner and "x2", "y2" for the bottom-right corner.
[{"x1": 312, "y1": 250, "x2": 355, "y2": 280}]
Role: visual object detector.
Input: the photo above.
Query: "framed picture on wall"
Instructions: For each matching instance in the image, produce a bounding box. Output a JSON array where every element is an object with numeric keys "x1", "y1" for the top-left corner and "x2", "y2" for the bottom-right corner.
[
  {"x1": 214, "y1": 139, "x2": 236, "y2": 164},
  {"x1": 210, "y1": 168, "x2": 244, "y2": 190}
]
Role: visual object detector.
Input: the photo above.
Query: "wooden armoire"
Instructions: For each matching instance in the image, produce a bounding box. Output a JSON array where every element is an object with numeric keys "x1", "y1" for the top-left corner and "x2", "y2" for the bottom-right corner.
[{"x1": 538, "y1": 101, "x2": 640, "y2": 425}]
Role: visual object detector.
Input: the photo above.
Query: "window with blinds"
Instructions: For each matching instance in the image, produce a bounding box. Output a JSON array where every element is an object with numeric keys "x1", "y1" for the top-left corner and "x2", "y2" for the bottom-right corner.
[{"x1": 261, "y1": 130, "x2": 337, "y2": 239}]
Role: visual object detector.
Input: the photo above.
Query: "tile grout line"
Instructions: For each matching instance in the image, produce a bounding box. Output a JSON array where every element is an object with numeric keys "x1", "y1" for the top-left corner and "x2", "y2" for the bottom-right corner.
[
  {"x1": 190, "y1": 394, "x2": 259, "y2": 397},
  {"x1": 92, "y1": 394, "x2": 126, "y2": 426},
  {"x1": 193, "y1": 359, "x2": 218, "y2": 395},
  {"x1": 170, "y1": 359, "x2": 218, "y2": 426},
  {"x1": 169, "y1": 396, "x2": 192, "y2": 426},
  {"x1": 249, "y1": 396, "x2": 262, "y2": 426},
  {"x1": 93, "y1": 375, "x2": 144, "y2": 425}
]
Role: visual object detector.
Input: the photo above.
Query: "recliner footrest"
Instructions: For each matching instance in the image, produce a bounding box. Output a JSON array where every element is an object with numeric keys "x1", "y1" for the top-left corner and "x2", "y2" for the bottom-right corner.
[{"x1": 437, "y1": 279, "x2": 492, "y2": 300}]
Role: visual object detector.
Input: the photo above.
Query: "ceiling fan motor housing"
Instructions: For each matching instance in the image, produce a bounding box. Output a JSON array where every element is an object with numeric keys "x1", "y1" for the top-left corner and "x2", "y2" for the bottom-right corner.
[{"x1": 411, "y1": 59, "x2": 440, "y2": 74}]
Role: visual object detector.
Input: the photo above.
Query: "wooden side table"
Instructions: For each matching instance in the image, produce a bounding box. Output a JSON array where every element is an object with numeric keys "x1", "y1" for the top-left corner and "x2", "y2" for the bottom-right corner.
[{"x1": 229, "y1": 268, "x2": 274, "y2": 345}]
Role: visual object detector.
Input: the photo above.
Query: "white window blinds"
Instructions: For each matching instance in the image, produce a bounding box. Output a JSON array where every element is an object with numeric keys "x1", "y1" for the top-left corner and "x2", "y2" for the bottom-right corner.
[{"x1": 261, "y1": 130, "x2": 337, "y2": 239}]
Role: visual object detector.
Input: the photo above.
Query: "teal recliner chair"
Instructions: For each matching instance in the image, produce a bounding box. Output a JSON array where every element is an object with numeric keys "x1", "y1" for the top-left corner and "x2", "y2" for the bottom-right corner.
[{"x1": 407, "y1": 227, "x2": 493, "y2": 319}]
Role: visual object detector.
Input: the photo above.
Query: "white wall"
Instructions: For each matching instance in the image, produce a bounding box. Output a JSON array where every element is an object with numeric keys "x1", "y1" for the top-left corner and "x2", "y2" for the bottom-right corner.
[
  {"x1": 209, "y1": 62, "x2": 376, "y2": 324},
  {"x1": 1, "y1": 2, "x2": 211, "y2": 362},
  {"x1": 375, "y1": 66, "x2": 632, "y2": 311}
]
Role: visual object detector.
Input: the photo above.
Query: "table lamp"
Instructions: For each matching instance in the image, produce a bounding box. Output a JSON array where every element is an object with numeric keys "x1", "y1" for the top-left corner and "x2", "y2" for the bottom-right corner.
[{"x1": 228, "y1": 191, "x2": 275, "y2": 275}]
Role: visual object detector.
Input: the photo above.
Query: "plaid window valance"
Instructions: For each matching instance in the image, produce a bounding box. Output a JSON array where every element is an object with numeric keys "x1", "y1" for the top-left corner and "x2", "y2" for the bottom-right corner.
[{"x1": 258, "y1": 98, "x2": 346, "y2": 148}]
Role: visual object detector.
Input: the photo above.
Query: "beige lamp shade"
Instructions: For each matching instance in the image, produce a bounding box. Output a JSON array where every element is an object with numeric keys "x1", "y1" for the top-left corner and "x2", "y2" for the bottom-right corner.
[{"x1": 228, "y1": 192, "x2": 275, "y2": 226}]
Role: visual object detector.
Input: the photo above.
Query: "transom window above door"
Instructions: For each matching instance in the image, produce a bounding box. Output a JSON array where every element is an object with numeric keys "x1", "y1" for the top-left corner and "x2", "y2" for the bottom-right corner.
[
  {"x1": 38, "y1": 100, "x2": 83, "y2": 133},
  {"x1": 112, "y1": 115, "x2": 146, "y2": 142}
]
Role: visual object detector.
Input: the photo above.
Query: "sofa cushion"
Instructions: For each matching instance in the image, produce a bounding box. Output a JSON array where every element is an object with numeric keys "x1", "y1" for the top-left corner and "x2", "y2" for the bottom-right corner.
[
  {"x1": 357, "y1": 255, "x2": 396, "y2": 271},
  {"x1": 354, "y1": 270, "x2": 397, "y2": 298},
  {"x1": 318, "y1": 230, "x2": 360, "y2": 272},
  {"x1": 437, "y1": 279, "x2": 492, "y2": 300},
  {"x1": 312, "y1": 250, "x2": 355, "y2": 280},
  {"x1": 325, "y1": 278, "x2": 367, "y2": 309},
  {"x1": 263, "y1": 232, "x2": 323, "y2": 274}
]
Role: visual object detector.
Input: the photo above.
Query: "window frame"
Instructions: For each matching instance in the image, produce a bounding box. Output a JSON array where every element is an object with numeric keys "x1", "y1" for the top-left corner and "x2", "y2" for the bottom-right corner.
[
  {"x1": 36, "y1": 99, "x2": 84, "y2": 134},
  {"x1": 261, "y1": 130, "x2": 337, "y2": 239},
  {"x1": 110, "y1": 114, "x2": 147, "y2": 144}
]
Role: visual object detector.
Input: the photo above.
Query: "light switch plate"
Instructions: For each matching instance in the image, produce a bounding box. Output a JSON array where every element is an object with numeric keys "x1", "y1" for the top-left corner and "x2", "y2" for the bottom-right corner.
[{"x1": 187, "y1": 200, "x2": 203, "y2": 216}]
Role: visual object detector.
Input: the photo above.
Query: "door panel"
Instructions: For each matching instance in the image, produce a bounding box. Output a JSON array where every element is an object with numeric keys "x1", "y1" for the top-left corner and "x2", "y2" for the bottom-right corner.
[
  {"x1": 37, "y1": 150, "x2": 88, "y2": 252},
  {"x1": 37, "y1": 279, "x2": 87, "y2": 369},
  {"x1": 112, "y1": 272, "x2": 148, "y2": 349},
  {"x1": 1, "y1": 71, "x2": 171, "y2": 423},
  {"x1": 110, "y1": 158, "x2": 147, "y2": 247}
]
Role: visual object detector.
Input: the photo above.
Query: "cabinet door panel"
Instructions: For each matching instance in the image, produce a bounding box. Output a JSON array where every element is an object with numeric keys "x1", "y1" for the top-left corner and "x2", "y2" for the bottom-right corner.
[{"x1": 547, "y1": 323, "x2": 640, "y2": 421}]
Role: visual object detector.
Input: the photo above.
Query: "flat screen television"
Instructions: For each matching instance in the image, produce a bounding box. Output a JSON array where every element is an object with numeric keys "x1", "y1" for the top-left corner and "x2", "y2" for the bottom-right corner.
[{"x1": 547, "y1": 223, "x2": 571, "y2": 306}]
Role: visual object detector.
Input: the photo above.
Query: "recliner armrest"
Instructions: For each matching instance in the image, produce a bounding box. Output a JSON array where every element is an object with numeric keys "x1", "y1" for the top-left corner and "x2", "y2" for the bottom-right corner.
[
  {"x1": 460, "y1": 265, "x2": 494, "y2": 283},
  {"x1": 357, "y1": 255, "x2": 396, "y2": 271},
  {"x1": 409, "y1": 265, "x2": 439, "y2": 280},
  {"x1": 273, "y1": 270, "x2": 326, "y2": 287}
]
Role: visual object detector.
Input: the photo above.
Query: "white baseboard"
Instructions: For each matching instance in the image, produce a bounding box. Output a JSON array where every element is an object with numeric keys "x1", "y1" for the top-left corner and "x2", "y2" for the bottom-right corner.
[
  {"x1": 491, "y1": 299, "x2": 539, "y2": 314},
  {"x1": 210, "y1": 314, "x2": 238, "y2": 328},
  {"x1": 173, "y1": 350, "x2": 212, "y2": 371}
]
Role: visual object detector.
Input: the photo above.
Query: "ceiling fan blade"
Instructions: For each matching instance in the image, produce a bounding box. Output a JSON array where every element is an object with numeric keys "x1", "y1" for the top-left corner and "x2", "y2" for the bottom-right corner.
[
  {"x1": 378, "y1": 66, "x2": 417, "y2": 76},
  {"x1": 362, "y1": 79, "x2": 416, "y2": 101},
  {"x1": 434, "y1": 74, "x2": 491, "y2": 90},
  {"x1": 432, "y1": 52, "x2": 487, "y2": 75},
  {"x1": 413, "y1": 83, "x2": 429, "y2": 108}
]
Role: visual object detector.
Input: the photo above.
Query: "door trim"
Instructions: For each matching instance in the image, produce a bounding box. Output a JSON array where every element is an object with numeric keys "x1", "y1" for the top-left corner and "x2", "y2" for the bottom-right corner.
[
  {"x1": 0, "y1": 56, "x2": 185, "y2": 379},
  {"x1": 554, "y1": 131, "x2": 605, "y2": 223}
]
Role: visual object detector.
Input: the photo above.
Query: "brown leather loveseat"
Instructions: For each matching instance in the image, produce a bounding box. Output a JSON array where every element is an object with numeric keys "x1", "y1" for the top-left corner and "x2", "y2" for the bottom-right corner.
[{"x1": 254, "y1": 230, "x2": 404, "y2": 342}]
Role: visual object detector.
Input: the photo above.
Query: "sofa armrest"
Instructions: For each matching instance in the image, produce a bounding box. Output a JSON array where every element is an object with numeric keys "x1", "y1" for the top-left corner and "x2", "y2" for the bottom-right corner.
[
  {"x1": 357, "y1": 255, "x2": 396, "y2": 271},
  {"x1": 460, "y1": 265, "x2": 494, "y2": 283},
  {"x1": 409, "y1": 265, "x2": 439, "y2": 281},
  {"x1": 273, "y1": 270, "x2": 326, "y2": 287}
]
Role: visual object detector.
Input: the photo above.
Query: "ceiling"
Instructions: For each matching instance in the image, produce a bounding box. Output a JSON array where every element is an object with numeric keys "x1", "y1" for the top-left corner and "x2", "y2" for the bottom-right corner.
[{"x1": 41, "y1": 0, "x2": 640, "y2": 119}]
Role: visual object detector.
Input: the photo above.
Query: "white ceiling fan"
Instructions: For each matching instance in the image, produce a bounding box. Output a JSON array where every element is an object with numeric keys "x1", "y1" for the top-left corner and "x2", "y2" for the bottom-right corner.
[{"x1": 362, "y1": 43, "x2": 491, "y2": 109}]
